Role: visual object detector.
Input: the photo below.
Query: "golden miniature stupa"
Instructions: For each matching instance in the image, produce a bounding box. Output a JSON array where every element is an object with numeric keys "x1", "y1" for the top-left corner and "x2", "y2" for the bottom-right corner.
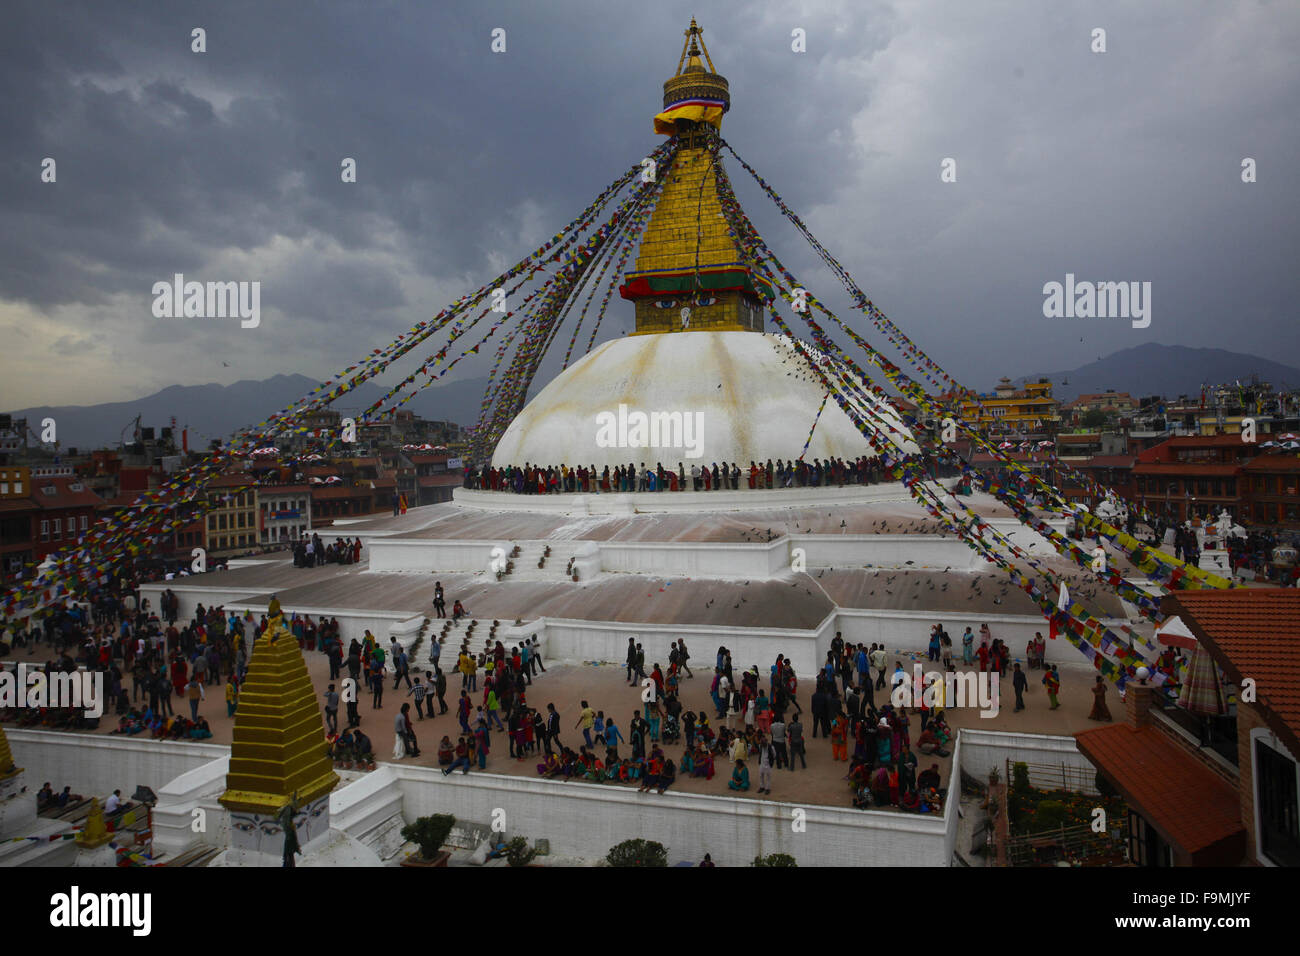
[
  {"x1": 218, "y1": 613, "x2": 338, "y2": 815},
  {"x1": 74, "y1": 797, "x2": 112, "y2": 849},
  {"x1": 0, "y1": 723, "x2": 20, "y2": 780}
]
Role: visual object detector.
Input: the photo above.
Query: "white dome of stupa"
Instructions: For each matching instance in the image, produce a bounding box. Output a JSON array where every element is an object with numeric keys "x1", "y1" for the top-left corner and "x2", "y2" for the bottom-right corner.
[{"x1": 490, "y1": 330, "x2": 916, "y2": 469}]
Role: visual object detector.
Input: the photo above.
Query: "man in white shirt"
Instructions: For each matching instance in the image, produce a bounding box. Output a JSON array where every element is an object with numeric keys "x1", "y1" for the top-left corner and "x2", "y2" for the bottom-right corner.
[{"x1": 104, "y1": 790, "x2": 122, "y2": 814}]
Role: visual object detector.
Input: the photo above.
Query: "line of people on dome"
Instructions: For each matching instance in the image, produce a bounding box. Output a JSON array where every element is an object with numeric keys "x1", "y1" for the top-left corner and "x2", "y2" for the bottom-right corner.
[{"x1": 464, "y1": 454, "x2": 892, "y2": 494}]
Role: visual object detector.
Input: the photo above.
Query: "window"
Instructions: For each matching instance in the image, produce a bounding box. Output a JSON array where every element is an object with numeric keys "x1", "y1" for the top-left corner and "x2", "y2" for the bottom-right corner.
[
  {"x1": 1127, "y1": 810, "x2": 1172, "y2": 867},
  {"x1": 1256, "y1": 739, "x2": 1300, "y2": 867},
  {"x1": 209, "y1": 515, "x2": 217, "y2": 532},
  {"x1": 218, "y1": 514, "x2": 227, "y2": 531},
  {"x1": 52, "y1": 519, "x2": 61, "y2": 540},
  {"x1": 40, "y1": 520, "x2": 49, "y2": 541},
  {"x1": 79, "y1": 515, "x2": 88, "y2": 532}
]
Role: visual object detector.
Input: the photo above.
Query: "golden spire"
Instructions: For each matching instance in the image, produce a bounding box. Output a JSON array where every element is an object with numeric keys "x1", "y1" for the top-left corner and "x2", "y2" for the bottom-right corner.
[
  {"x1": 0, "y1": 722, "x2": 20, "y2": 780},
  {"x1": 626, "y1": 21, "x2": 767, "y2": 334},
  {"x1": 674, "y1": 18, "x2": 717, "y2": 75},
  {"x1": 75, "y1": 797, "x2": 112, "y2": 848},
  {"x1": 219, "y1": 617, "x2": 338, "y2": 814}
]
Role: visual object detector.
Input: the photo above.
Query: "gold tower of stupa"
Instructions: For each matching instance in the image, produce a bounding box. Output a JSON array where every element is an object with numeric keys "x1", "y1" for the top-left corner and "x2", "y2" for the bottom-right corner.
[
  {"x1": 619, "y1": 19, "x2": 770, "y2": 334},
  {"x1": 218, "y1": 616, "x2": 338, "y2": 815}
]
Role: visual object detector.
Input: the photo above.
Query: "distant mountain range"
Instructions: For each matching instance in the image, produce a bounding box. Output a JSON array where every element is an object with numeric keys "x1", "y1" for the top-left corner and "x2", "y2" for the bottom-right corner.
[
  {"x1": 1011, "y1": 344, "x2": 1300, "y2": 401},
  {"x1": 5, "y1": 373, "x2": 492, "y2": 453},
  {"x1": 10, "y1": 343, "x2": 1298, "y2": 453}
]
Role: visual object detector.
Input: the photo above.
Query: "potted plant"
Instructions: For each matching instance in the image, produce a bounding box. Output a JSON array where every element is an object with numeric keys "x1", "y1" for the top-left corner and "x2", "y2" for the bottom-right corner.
[
  {"x1": 606, "y1": 838, "x2": 667, "y2": 867},
  {"x1": 400, "y1": 813, "x2": 456, "y2": 867},
  {"x1": 505, "y1": 836, "x2": 538, "y2": 867}
]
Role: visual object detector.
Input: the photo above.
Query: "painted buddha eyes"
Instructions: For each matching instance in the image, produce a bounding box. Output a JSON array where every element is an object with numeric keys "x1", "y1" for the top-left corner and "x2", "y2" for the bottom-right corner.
[{"x1": 654, "y1": 295, "x2": 716, "y2": 308}]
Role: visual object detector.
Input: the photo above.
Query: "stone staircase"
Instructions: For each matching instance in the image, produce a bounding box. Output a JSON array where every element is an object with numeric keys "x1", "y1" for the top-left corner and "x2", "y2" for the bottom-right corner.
[{"x1": 493, "y1": 540, "x2": 586, "y2": 582}]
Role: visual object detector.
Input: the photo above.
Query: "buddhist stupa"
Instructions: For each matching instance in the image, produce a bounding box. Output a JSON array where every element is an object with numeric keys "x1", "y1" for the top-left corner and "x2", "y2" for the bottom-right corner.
[
  {"x1": 491, "y1": 20, "x2": 915, "y2": 469},
  {"x1": 217, "y1": 614, "x2": 340, "y2": 863}
]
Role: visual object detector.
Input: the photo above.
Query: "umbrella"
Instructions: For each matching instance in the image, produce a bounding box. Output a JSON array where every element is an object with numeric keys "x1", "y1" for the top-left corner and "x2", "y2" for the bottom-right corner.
[
  {"x1": 1155, "y1": 615, "x2": 1197, "y2": 650},
  {"x1": 1037, "y1": 440, "x2": 1055, "y2": 448},
  {"x1": 309, "y1": 477, "x2": 324, "y2": 485},
  {"x1": 323, "y1": 476, "x2": 343, "y2": 484},
  {"x1": 1277, "y1": 433, "x2": 1298, "y2": 441},
  {"x1": 998, "y1": 441, "x2": 1014, "y2": 450},
  {"x1": 1284, "y1": 441, "x2": 1300, "y2": 451},
  {"x1": 1177, "y1": 643, "x2": 1227, "y2": 716}
]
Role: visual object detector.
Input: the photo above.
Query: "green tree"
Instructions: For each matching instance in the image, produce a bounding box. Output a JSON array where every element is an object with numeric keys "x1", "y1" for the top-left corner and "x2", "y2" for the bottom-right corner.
[{"x1": 606, "y1": 838, "x2": 667, "y2": 867}]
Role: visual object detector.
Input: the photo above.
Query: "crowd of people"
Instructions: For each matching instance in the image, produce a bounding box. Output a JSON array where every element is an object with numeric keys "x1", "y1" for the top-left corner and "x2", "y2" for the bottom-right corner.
[
  {"x1": 464, "y1": 454, "x2": 897, "y2": 495},
  {"x1": 293, "y1": 533, "x2": 362, "y2": 568}
]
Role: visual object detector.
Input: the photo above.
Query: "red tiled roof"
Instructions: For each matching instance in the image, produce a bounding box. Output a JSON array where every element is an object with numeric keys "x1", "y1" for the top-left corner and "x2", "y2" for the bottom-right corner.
[
  {"x1": 30, "y1": 477, "x2": 103, "y2": 509},
  {"x1": 1132, "y1": 464, "x2": 1241, "y2": 477},
  {"x1": 1243, "y1": 454, "x2": 1300, "y2": 473},
  {"x1": 1075, "y1": 722, "x2": 1244, "y2": 862},
  {"x1": 1162, "y1": 589, "x2": 1300, "y2": 759},
  {"x1": 0, "y1": 499, "x2": 35, "y2": 514},
  {"x1": 205, "y1": 472, "x2": 255, "y2": 489},
  {"x1": 1081, "y1": 455, "x2": 1137, "y2": 468},
  {"x1": 310, "y1": 486, "x2": 377, "y2": 500}
]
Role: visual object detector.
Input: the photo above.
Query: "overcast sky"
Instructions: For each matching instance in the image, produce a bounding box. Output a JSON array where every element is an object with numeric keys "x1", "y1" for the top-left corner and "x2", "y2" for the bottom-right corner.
[{"x1": 2, "y1": 0, "x2": 1297, "y2": 411}]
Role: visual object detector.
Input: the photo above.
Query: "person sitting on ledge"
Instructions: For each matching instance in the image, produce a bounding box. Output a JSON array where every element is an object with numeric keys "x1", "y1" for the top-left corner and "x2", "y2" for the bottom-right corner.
[
  {"x1": 639, "y1": 753, "x2": 663, "y2": 792},
  {"x1": 353, "y1": 729, "x2": 374, "y2": 764},
  {"x1": 917, "y1": 764, "x2": 941, "y2": 793},
  {"x1": 679, "y1": 746, "x2": 694, "y2": 776},
  {"x1": 437, "y1": 735, "x2": 454, "y2": 767},
  {"x1": 900, "y1": 788, "x2": 920, "y2": 812},
  {"x1": 452, "y1": 600, "x2": 466, "y2": 621},
  {"x1": 36, "y1": 782, "x2": 55, "y2": 809},
  {"x1": 537, "y1": 751, "x2": 562, "y2": 778},
  {"x1": 655, "y1": 758, "x2": 676, "y2": 794},
  {"x1": 445, "y1": 736, "x2": 472, "y2": 775},
  {"x1": 870, "y1": 767, "x2": 892, "y2": 807},
  {"x1": 728, "y1": 759, "x2": 750, "y2": 792}
]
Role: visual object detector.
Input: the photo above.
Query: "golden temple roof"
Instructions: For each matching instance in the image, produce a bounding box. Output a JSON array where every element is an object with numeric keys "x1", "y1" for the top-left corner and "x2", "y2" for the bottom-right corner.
[{"x1": 219, "y1": 617, "x2": 338, "y2": 814}]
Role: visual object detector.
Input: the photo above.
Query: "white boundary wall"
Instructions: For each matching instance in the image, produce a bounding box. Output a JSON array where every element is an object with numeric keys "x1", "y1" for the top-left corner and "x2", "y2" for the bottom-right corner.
[
  {"x1": 391, "y1": 763, "x2": 950, "y2": 867},
  {"x1": 953, "y1": 728, "x2": 1095, "y2": 781},
  {"x1": 6, "y1": 729, "x2": 227, "y2": 798},
  {"x1": 6, "y1": 733, "x2": 958, "y2": 866},
  {"x1": 538, "y1": 614, "x2": 835, "y2": 677},
  {"x1": 453, "y1": 484, "x2": 914, "y2": 515}
]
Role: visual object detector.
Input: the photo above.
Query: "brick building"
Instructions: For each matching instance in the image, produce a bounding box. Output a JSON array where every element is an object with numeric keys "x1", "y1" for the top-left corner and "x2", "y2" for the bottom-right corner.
[{"x1": 1075, "y1": 589, "x2": 1299, "y2": 866}]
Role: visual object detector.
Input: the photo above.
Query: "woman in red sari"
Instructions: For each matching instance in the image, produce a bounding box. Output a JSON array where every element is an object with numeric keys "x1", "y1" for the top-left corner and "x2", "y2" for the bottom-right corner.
[{"x1": 170, "y1": 656, "x2": 188, "y2": 698}]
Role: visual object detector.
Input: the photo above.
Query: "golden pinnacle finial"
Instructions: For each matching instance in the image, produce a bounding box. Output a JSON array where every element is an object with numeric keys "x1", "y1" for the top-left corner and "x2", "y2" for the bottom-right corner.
[{"x1": 675, "y1": 17, "x2": 716, "y2": 75}]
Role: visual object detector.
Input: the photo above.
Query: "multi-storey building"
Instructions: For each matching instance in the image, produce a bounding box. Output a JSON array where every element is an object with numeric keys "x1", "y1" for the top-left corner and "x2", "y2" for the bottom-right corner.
[{"x1": 203, "y1": 472, "x2": 260, "y2": 557}]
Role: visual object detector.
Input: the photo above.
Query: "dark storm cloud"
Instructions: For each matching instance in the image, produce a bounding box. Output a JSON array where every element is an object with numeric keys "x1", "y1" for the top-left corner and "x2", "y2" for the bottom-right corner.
[{"x1": 0, "y1": 0, "x2": 1296, "y2": 407}]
